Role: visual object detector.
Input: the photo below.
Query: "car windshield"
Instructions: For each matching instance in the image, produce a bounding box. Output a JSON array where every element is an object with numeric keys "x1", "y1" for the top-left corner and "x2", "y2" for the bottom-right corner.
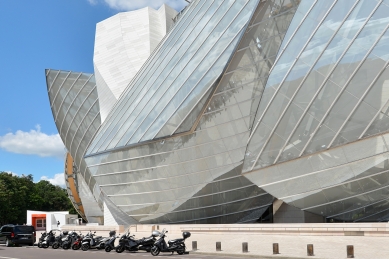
[{"x1": 14, "y1": 226, "x2": 34, "y2": 233}]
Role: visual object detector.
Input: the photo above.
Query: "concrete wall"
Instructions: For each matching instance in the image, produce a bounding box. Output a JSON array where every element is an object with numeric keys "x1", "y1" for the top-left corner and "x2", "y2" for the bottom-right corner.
[
  {"x1": 44, "y1": 223, "x2": 389, "y2": 259},
  {"x1": 273, "y1": 202, "x2": 325, "y2": 223},
  {"x1": 26, "y1": 211, "x2": 74, "y2": 231},
  {"x1": 93, "y1": 4, "x2": 178, "y2": 122}
]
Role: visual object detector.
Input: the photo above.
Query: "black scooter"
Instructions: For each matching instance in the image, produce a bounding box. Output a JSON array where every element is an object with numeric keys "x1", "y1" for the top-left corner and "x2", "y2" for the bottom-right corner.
[
  {"x1": 81, "y1": 231, "x2": 111, "y2": 251},
  {"x1": 41, "y1": 230, "x2": 56, "y2": 248},
  {"x1": 52, "y1": 231, "x2": 69, "y2": 249},
  {"x1": 37, "y1": 231, "x2": 47, "y2": 248},
  {"x1": 150, "y1": 229, "x2": 190, "y2": 256},
  {"x1": 61, "y1": 231, "x2": 79, "y2": 250},
  {"x1": 104, "y1": 231, "x2": 117, "y2": 252},
  {"x1": 116, "y1": 230, "x2": 160, "y2": 253}
]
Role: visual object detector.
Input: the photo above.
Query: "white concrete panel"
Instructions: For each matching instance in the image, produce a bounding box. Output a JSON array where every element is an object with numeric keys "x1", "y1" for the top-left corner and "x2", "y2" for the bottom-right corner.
[
  {"x1": 103, "y1": 202, "x2": 118, "y2": 226},
  {"x1": 94, "y1": 65, "x2": 117, "y2": 122},
  {"x1": 94, "y1": 4, "x2": 177, "y2": 122}
]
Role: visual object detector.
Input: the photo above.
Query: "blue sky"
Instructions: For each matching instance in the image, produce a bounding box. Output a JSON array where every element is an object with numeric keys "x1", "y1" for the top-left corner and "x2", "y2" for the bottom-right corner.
[{"x1": 0, "y1": 0, "x2": 187, "y2": 186}]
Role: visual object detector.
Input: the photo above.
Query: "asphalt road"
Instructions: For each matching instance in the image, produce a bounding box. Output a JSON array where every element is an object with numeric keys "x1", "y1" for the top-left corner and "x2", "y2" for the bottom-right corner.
[{"x1": 0, "y1": 245, "x2": 246, "y2": 259}]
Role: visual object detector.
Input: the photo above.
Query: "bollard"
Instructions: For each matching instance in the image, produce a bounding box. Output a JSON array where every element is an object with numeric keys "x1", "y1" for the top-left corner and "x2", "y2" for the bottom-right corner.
[
  {"x1": 273, "y1": 243, "x2": 279, "y2": 254},
  {"x1": 347, "y1": 245, "x2": 354, "y2": 258},
  {"x1": 192, "y1": 241, "x2": 197, "y2": 251},
  {"x1": 216, "y1": 242, "x2": 221, "y2": 251},
  {"x1": 307, "y1": 244, "x2": 314, "y2": 256},
  {"x1": 242, "y1": 242, "x2": 248, "y2": 253}
]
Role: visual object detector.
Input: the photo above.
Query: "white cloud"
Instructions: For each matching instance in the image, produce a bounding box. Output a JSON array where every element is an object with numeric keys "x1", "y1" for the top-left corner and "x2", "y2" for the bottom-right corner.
[
  {"x1": 89, "y1": 0, "x2": 188, "y2": 11},
  {"x1": 41, "y1": 173, "x2": 66, "y2": 188},
  {"x1": 87, "y1": 0, "x2": 98, "y2": 5},
  {"x1": 0, "y1": 125, "x2": 65, "y2": 159},
  {"x1": 5, "y1": 171, "x2": 18, "y2": 176}
]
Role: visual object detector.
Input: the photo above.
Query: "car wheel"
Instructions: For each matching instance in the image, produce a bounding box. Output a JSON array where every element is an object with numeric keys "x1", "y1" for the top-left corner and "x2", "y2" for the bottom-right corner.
[
  {"x1": 5, "y1": 238, "x2": 12, "y2": 247},
  {"x1": 115, "y1": 245, "x2": 125, "y2": 253},
  {"x1": 105, "y1": 246, "x2": 112, "y2": 252},
  {"x1": 151, "y1": 246, "x2": 160, "y2": 256}
]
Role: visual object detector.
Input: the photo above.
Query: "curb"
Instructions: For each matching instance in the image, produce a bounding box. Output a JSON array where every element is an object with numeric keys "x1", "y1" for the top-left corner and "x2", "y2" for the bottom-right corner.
[{"x1": 189, "y1": 250, "x2": 327, "y2": 259}]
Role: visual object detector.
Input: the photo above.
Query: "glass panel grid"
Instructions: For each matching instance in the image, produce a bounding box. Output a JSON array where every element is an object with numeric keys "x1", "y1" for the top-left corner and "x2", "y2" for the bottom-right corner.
[
  {"x1": 119, "y1": 0, "x2": 250, "y2": 147},
  {"x1": 246, "y1": 2, "x2": 340, "y2": 172},
  {"x1": 85, "y1": 0, "x2": 216, "y2": 155},
  {"x1": 93, "y1": 0, "x2": 255, "y2": 154}
]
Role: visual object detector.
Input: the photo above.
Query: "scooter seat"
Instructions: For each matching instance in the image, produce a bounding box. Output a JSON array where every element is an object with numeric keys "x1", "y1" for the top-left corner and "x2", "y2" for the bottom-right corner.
[
  {"x1": 95, "y1": 236, "x2": 102, "y2": 239},
  {"x1": 168, "y1": 238, "x2": 184, "y2": 244}
]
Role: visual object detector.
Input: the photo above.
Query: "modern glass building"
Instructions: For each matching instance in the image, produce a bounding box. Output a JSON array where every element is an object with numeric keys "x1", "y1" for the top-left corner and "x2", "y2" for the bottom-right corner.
[{"x1": 47, "y1": 0, "x2": 389, "y2": 225}]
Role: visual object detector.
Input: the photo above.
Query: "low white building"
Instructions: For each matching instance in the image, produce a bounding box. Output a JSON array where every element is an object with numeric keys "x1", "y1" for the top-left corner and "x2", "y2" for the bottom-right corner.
[{"x1": 26, "y1": 210, "x2": 78, "y2": 231}]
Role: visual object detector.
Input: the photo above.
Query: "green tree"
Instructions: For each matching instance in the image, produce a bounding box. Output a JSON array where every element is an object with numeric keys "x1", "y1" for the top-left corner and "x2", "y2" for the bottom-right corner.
[{"x1": 0, "y1": 172, "x2": 78, "y2": 225}]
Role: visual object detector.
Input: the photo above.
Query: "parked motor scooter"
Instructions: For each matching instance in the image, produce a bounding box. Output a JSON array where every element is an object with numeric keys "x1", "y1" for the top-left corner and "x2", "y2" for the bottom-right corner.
[
  {"x1": 81, "y1": 231, "x2": 112, "y2": 251},
  {"x1": 71, "y1": 232, "x2": 84, "y2": 250},
  {"x1": 116, "y1": 230, "x2": 160, "y2": 253},
  {"x1": 37, "y1": 231, "x2": 47, "y2": 248},
  {"x1": 150, "y1": 229, "x2": 190, "y2": 256},
  {"x1": 41, "y1": 230, "x2": 56, "y2": 248},
  {"x1": 61, "y1": 231, "x2": 79, "y2": 250},
  {"x1": 104, "y1": 231, "x2": 117, "y2": 252},
  {"x1": 52, "y1": 231, "x2": 69, "y2": 249}
]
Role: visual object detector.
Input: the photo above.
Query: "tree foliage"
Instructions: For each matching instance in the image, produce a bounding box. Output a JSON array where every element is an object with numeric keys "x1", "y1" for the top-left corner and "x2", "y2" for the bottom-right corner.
[{"x1": 0, "y1": 172, "x2": 77, "y2": 225}]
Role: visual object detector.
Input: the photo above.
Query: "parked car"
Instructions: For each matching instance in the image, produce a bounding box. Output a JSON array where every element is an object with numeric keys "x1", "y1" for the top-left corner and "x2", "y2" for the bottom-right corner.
[{"x1": 0, "y1": 225, "x2": 36, "y2": 247}]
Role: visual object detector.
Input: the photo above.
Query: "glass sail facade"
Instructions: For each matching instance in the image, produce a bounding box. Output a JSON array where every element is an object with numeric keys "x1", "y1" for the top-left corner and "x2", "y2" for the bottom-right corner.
[
  {"x1": 83, "y1": 0, "x2": 280, "y2": 224},
  {"x1": 243, "y1": 0, "x2": 389, "y2": 222},
  {"x1": 47, "y1": 0, "x2": 389, "y2": 224}
]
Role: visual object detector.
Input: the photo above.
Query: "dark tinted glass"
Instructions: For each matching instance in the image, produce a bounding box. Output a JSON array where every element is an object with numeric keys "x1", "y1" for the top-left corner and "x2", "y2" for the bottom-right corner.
[
  {"x1": 1, "y1": 227, "x2": 11, "y2": 232},
  {"x1": 14, "y1": 226, "x2": 34, "y2": 233}
]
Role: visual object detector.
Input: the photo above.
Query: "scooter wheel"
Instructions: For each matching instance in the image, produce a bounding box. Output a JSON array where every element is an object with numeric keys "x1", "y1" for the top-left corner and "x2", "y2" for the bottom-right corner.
[
  {"x1": 116, "y1": 245, "x2": 125, "y2": 253},
  {"x1": 81, "y1": 244, "x2": 90, "y2": 251},
  {"x1": 38, "y1": 242, "x2": 42, "y2": 248},
  {"x1": 52, "y1": 242, "x2": 60, "y2": 249},
  {"x1": 72, "y1": 243, "x2": 81, "y2": 250},
  {"x1": 151, "y1": 246, "x2": 160, "y2": 256},
  {"x1": 177, "y1": 247, "x2": 185, "y2": 255},
  {"x1": 42, "y1": 243, "x2": 48, "y2": 249},
  {"x1": 105, "y1": 246, "x2": 112, "y2": 252},
  {"x1": 62, "y1": 242, "x2": 70, "y2": 250}
]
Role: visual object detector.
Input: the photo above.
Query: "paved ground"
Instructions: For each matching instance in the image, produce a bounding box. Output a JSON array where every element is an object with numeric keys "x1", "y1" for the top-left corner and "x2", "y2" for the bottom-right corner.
[
  {"x1": 29, "y1": 229, "x2": 389, "y2": 259},
  {"x1": 0, "y1": 245, "x2": 261, "y2": 259}
]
